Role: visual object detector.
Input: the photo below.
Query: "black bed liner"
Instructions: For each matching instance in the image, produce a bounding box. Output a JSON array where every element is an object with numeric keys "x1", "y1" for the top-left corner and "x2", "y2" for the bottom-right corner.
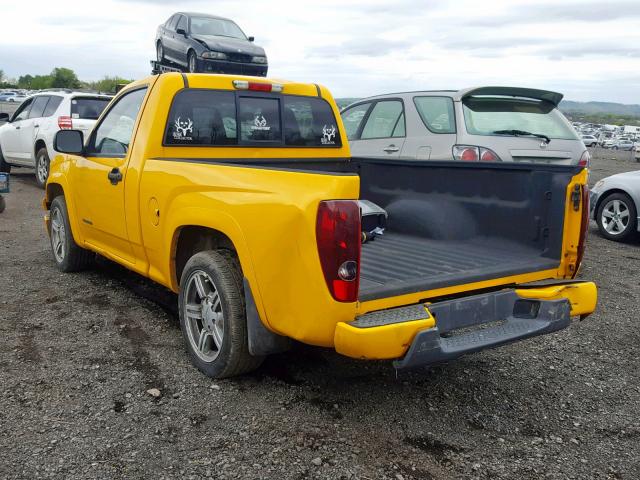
[{"x1": 359, "y1": 232, "x2": 558, "y2": 301}]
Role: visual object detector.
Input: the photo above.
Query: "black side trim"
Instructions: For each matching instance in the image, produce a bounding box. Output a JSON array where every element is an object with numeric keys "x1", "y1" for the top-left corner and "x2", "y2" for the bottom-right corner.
[
  {"x1": 148, "y1": 156, "x2": 356, "y2": 175},
  {"x1": 244, "y1": 278, "x2": 291, "y2": 356},
  {"x1": 314, "y1": 83, "x2": 321, "y2": 97},
  {"x1": 181, "y1": 73, "x2": 189, "y2": 88}
]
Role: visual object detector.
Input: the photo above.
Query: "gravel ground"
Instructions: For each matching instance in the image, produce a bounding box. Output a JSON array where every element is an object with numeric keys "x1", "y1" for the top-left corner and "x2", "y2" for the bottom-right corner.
[{"x1": 1, "y1": 149, "x2": 639, "y2": 479}]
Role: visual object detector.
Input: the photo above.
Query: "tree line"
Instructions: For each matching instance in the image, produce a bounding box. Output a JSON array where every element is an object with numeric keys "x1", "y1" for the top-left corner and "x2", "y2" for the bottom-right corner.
[{"x1": 0, "y1": 67, "x2": 132, "y2": 93}]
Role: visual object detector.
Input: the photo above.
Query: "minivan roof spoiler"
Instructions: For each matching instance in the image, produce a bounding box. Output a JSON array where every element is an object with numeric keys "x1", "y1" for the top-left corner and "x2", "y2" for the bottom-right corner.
[{"x1": 457, "y1": 86, "x2": 564, "y2": 107}]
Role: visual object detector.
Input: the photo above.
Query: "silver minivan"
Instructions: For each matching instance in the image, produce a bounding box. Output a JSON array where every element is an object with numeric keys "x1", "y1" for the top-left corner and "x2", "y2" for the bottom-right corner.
[{"x1": 340, "y1": 86, "x2": 589, "y2": 166}]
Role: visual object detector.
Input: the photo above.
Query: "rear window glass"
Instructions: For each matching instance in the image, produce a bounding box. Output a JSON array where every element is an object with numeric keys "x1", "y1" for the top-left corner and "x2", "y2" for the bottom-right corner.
[
  {"x1": 71, "y1": 97, "x2": 111, "y2": 120},
  {"x1": 164, "y1": 89, "x2": 342, "y2": 147},
  {"x1": 414, "y1": 97, "x2": 456, "y2": 134},
  {"x1": 283, "y1": 97, "x2": 341, "y2": 146},
  {"x1": 462, "y1": 97, "x2": 579, "y2": 140},
  {"x1": 43, "y1": 96, "x2": 63, "y2": 117}
]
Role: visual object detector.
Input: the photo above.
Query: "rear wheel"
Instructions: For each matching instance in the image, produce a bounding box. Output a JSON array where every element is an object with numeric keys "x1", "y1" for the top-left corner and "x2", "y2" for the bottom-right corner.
[
  {"x1": 596, "y1": 192, "x2": 637, "y2": 241},
  {"x1": 178, "y1": 250, "x2": 263, "y2": 378},
  {"x1": 35, "y1": 147, "x2": 49, "y2": 189},
  {"x1": 188, "y1": 50, "x2": 198, "y2": 73},
  {"x1": 49, "y1": 196, "x2": 94, "y2": 272}
]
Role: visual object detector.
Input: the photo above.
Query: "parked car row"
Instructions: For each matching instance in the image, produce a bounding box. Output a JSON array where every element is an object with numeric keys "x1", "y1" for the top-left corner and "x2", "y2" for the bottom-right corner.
[
  {"x1": 0, "y1": 91, "x2": 27, "y2": 103},
  {"x1": 0, "y1": 91, "x2": 112, "y2": 187}
]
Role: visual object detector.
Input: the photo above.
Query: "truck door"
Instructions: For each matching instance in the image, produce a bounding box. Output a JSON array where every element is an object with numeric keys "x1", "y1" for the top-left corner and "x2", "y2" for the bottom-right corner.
[{"x1": 72, "y1": 87, "x2": 148, "y2": 265}]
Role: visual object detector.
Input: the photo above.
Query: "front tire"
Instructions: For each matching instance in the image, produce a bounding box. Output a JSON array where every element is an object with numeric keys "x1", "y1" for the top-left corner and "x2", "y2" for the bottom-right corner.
[
  {"x1": 49, "y1": 196, "x2": 94, "y2": 272},
  {"x1": 596, "y1": 192, "x2": 637, "y2": 241},
  {"x1": 0, "y1": 144, "x2": 10, "y2": 173},
  {"x1": 157, "y1": 41, "x2": 165, "y2": 63},
  {"x1": 35, "y1": 147, "x2": 49, "y2": 189},
  {"x1": 188, "y1": 50, "x2": 198, "y2": 73},
  {"x1": 178, "y1": 250, "x2": 263, "y2": 378}
]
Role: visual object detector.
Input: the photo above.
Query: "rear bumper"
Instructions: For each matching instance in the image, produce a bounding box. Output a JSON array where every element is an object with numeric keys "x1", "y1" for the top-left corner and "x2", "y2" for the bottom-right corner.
[{"x1": 334, "y1": 282, "x2": 597, "y2": 367}]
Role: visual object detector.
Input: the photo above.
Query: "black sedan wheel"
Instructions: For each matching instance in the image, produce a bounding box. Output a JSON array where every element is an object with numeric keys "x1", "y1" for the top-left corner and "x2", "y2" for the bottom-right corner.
[
  {"x1": 157, "y1": 42, "x2": 164, "y2": 63},
  {"x1": 596, "y1": 192, "x2": 637, "y2": 241},
  {"x1": 188, "y1": 51, "x2": 198, "y2": 73}
]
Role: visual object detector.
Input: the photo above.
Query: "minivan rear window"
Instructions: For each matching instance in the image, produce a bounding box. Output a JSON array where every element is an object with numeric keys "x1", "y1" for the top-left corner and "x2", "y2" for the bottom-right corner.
[
  {"x1": 71, "y1": 97, "x2": 111, "y2": 120},
  {"x1": 164, "y1": 89, "x2": 342, "y2": 147},
  {"x1": 462, "y1": 97, "x2": 578, "y2": 140}
]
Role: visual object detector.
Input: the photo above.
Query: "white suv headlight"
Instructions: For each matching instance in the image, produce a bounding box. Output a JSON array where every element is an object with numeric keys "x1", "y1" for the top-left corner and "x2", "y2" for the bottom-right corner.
[{"x1": 202, "y1": 51, "x2": 227, "y2": 60}]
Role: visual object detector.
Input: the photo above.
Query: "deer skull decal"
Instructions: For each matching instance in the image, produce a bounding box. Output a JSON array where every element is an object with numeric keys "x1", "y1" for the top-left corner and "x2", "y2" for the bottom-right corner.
[{"x1": 174, "y1": 117, "x2": 193, "y2": 138}]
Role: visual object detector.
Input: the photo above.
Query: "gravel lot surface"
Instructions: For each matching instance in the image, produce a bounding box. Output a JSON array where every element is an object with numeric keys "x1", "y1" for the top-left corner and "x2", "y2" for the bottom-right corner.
[{"x1": 1, "y1": 149, "x2": 639, "y2": 479}]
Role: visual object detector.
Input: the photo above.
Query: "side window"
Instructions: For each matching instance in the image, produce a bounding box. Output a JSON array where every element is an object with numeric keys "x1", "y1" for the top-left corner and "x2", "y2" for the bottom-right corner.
[
  {"x1": 11, "y1": 98, "x2": 34, "y2": 122},
  {"x1": 168, "y1": 15, "x2": 179, "y2": 30},
  {"x1": 283, "y1": 97, "x2": 342, "y2": 147},
  {"x1": 28, "y1": 96, "x2": 50, "y2": 119},
  {"x1": 165, "y1": 15, "x2": 175, "y2": 28},
  {"x1": 413, "y1": 97, "x2": 456, "y2": 134},
  {"x1": 360, "y1": 100, "x2": 404, "y2": 139},
  {"x1": 91, "y1": 88, "x2": 147, "y2": 156},
  {"x1": 340, "y1": 103, "x2": 371, "y2": 140},
  {"x1": 43, "y1": 96, "x2": 63, "y2": 117},
  {"x1": 165, "y1": 90, "x2": 237, "y2": 146},
  {"x1": 392, "y1": 113, "x2": 405, "y2": 137},
  {"x1": 238, "y1": 96, "x2": 281, "y2": 143},
  {"x1": 176, "y1": 15, "x2": 188, "y2": 33}
]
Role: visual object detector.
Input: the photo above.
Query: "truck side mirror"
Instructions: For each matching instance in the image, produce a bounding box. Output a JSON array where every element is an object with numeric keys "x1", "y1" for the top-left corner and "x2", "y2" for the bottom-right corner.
[
  {"x1": 54, "y1": 130, "x2": 85, "y2": 155},
  {"x1": 248, "y1": 36, "x2": 255, "y2": 42},
  {"x1": 0, "y1": 113, "x2": 10, "y2": 123}
]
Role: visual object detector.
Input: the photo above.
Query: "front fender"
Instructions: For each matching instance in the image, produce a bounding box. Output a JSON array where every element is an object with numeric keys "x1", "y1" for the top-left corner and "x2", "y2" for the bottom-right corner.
[{"x1": 45, "y1": 156, "x2": 85, "y2": 247}]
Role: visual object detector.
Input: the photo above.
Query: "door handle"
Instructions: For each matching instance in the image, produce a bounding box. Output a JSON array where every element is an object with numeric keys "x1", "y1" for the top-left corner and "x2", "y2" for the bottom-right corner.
[
  {"x1": 383, "y1": 144, "x2": 399, "y2": 153},
  {"x1": 108, "y1": 167, "x2": 123, "y2": 185}
]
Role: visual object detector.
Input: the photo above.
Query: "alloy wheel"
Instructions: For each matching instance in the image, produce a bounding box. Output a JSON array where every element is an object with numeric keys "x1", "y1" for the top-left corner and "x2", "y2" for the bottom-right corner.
[
  {"x1": 183, "y1": 270, "x2": 225, "y2": 362},
  {"x1": 37, "y1": 153, "x2": 48, "y2": 185},
  {"x1": 601, "y1": 199, "x2": 630, "y2": 235},
  {"x1": 50, "y1": 207, "x2": 66, "y2": 263}
]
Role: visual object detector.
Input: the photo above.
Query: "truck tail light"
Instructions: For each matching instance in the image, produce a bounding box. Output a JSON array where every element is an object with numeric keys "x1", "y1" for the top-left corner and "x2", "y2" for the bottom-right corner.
[
  {"x1": 572, "y1": 184, "x2": 589, "y2": 279},
  {"x1": 578, "y1": 150, "x2": 590, "y2": 167},
  {"x1": 316, "y1": 200, "x2": 361, "y2": 302},
  {"x1": 232, "y1": 80, "x2": 283, "y2": 93},
  {"x1": 58, "y1": 116, "x2": 73, "y2": 130},
  {"x1": 453, "y1": 145, "x2": 501, "y2": 162}
]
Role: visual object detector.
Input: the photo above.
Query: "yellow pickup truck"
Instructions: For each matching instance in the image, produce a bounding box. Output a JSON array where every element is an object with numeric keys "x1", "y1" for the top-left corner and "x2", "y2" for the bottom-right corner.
[{"x1": 44, "y1": 73, "x2": 597, "y2": 378}]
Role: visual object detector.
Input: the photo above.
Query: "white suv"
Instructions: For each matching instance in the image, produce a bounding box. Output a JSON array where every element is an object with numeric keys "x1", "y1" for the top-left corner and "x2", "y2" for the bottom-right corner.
[{"x1": 0, "y1": 91, "x2": 112, "y2": 188}]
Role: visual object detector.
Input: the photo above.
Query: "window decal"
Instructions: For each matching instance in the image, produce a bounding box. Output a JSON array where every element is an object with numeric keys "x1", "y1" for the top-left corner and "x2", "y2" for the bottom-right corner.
[
  {"x1": 252, "y1": 114, "x2": 270, "y2": 132},
  {"x1": 321, "y1": 124, "x2": 336, "y2": 145},
  {"x1": 173, "y1": 116, "x2": 194, "y2": 141}
]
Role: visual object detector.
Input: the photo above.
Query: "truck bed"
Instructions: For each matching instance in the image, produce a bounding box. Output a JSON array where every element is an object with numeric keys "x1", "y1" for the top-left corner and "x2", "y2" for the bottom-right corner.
[
  {"x1": 359, "y1": 232, "x2": 558, "y2": 301},
  {"x1": 352, "y1": 158, "x2": 581, "y2": 302}
]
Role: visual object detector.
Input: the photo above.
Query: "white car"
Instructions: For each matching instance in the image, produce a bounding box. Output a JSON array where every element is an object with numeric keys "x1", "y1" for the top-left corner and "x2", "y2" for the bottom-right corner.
[
  {"x1": 581, "y1": 134, "x2": 598, "y2": 147},
  {"x1": 0, "y1": 92, "x2": 112, "y2": 187}
]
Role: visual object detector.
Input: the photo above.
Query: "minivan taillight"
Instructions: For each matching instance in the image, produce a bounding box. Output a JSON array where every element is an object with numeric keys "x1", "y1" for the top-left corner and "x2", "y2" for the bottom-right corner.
[
  {"x1": 316, "y1": 200, "x2": 361, "y2": 302},
  {"x1": 572, "y1": 185, "x2": 589, "y2": 279},
  {"x1": 58, "y1": 116, "x2": 73, "y2": 130}
]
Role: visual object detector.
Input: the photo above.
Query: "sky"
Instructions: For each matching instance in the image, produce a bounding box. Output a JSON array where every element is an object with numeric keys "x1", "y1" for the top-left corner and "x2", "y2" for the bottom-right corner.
[{"x1": 1, "y1": 0, "x2": 639, "y2": 103}]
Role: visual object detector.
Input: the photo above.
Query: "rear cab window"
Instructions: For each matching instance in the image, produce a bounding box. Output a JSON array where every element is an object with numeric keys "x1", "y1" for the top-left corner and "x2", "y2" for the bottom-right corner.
[
  {"x1": 462, "y1": 96, "x2": 578, "y2": 140},
  {"x1": 164, "y1": 89, "x2": 342, "y2": 148},
  {"x1": 71, "y1": 97, "x2": 111, "y2": 120}
]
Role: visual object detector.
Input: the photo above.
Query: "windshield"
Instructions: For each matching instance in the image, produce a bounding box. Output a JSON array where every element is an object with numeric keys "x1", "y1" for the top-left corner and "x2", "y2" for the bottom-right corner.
[
  {"x1": 462, "y1": 97, "x2": 579, "y2": 141},
  {"x1": 190, "y1": 17, "x2": 246, "y2": 39}
]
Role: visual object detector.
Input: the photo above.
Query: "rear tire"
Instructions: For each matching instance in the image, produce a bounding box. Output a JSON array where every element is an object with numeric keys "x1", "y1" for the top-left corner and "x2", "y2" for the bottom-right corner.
[
  {"x1": 35, "y1": 147, "x2": 49, "y2": 189},
  {"x1": 178, "y1": 250, "x2": 264, "y2": 378},
  {"x1": 49, "y1": 196, "x2": 94, "y2": 272},
  {"x1": 596, "y1": 192, "x2": 637, "y2": 242}
]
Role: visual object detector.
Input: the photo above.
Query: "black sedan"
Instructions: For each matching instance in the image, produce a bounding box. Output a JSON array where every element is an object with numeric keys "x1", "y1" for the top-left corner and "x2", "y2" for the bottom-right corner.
[{"x1": 155, "y1": 12, "x2": 268, "y2": 76}]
